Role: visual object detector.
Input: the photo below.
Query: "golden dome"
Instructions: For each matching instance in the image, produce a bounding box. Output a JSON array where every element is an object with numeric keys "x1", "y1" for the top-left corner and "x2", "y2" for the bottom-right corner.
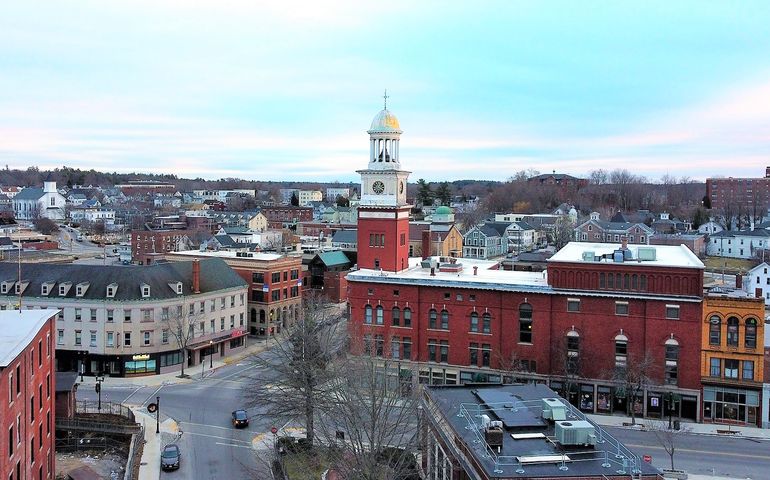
[{"x1": 369, "y1": 109, "x2": 402, "y2": 133}]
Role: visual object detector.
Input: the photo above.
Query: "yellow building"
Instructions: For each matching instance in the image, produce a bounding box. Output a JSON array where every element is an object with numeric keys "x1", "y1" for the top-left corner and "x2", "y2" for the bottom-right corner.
[{"x1": 702, "y1": 293, "x2": 765, "y2": 426}]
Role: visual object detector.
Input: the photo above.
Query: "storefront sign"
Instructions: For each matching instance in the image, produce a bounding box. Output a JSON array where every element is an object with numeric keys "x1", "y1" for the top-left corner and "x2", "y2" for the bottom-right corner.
[{"x1": 132, "y1": 354, "x2": 150, "y2": 361}]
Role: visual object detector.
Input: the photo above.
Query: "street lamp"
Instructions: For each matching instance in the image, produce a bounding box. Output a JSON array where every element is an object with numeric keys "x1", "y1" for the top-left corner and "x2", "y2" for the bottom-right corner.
[
  {"x1": 95, "y1": 374, "x2": 104, "y2": 412},
  {"x1": 668, "y1": 391, "x2": 674, "y2": 430},
  {"x1": 209, "y1": 340, "x2": 214, "y2": 368}
]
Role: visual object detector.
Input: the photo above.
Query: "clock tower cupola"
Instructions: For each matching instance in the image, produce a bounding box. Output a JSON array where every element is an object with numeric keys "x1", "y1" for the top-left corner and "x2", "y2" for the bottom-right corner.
[{"x1": 356, "y1": 92, "x2": 412, "y2": 272}]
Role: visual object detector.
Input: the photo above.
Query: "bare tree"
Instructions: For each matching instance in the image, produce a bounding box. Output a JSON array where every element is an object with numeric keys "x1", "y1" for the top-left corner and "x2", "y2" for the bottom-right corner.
[
  {"x1": 645, "y1": 420, "x2": 691, "y2": 471},
  {"x1": 588, "y1": 169, "x2": 608, "y2": 185},
  {"x1": 318, "y1": 353, "x2": 421, "y2": 480},
  {"x1": 162, "y1": 305, "x2": 202, "y2": 378},
  {"x1": 610, "y1": 351, "x2": 656, "y2": 425},
  {"x1": 551, "y1": 215, "x2": 574, "y2": 249},
  {"x1": 243, "y1": 294, "x2": 345, "y2": 445}
]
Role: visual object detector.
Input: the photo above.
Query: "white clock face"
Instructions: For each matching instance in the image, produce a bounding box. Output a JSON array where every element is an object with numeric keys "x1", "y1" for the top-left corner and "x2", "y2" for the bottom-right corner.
[{"x1": 372, "y1": 181, "x2": 385, "y2": 194}]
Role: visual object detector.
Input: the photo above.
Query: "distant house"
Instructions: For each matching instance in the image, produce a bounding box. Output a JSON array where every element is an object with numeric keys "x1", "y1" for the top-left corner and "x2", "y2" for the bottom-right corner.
[
  {"x1": 651, "y1": 212, "x2": 690, "y2": 234},
  {"x1": 504, "y1": 221, "x2": 537, "y2": 255},
  {"x1": 698, "y1": 220, "x2": 724, "y2": 236},
  {"x1": 462, "y1": 223, "x2": 506, "y2": 259},
  {"x1": 706, "y1": 229, "x2": 770, "y2": 259},
  {"x1": 66, "y1": 193, "x2": 87, "y2": 206},
  {"x1": 331, "y1": 229, "x2": 357, "y2": 251},
  {"x1": 574, "y1": 211, "x2": 653, "y2": 245},
  {"x1": 307, "y1": 251, "x2": 352, "y2": 302},
  {"x1": 527, "y1": 172, "x2": 588, "y2": 189},
  {"x1": 13, "y1": 181, "x2": 66, "y2": 221},
  {"x1": 745, "y1": 262, "x2": 770, "y2": 305},
  {"x1": 650, "y1": 233, "x2": 706, "y2": 257}
]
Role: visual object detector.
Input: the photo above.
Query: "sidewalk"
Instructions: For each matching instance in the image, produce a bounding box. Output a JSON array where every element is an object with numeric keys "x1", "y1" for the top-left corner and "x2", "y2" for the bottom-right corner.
[
  {"x1": 77, "y1": 336, "x2": 273, "y2": 389},
  {"x1": 133, "y1": 407, "x2": 181, "y2": 480},
  {"x1": 586, "y1": 412, "x2": 770, "y2": 440}
]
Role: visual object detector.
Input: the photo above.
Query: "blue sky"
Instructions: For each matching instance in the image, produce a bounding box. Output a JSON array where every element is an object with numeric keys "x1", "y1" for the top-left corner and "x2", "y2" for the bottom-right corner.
[{"x1": 1, "y1": 1, "x2": 769, "y2": 182}]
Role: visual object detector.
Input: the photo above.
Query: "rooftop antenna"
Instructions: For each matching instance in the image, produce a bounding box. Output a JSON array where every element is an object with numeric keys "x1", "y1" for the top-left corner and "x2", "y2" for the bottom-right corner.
[{"x1": 383, "y1": 89, "x2": 389, "y2": 110}]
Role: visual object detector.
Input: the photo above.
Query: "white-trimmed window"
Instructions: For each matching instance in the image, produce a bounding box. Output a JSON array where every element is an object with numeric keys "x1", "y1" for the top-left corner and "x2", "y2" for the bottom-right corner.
[
  {"x1": 665, "y1": 305, "x2": 680, "y2": 320},
  {"x1": 567, "y1": 298, "x2": 580, "y2": 312},
  {"x1": 615, "y1": 301, "x2": 629, "y2": 316},
  {"x1": 615, "y1": 334, "x2": 628, "y2": 366}
]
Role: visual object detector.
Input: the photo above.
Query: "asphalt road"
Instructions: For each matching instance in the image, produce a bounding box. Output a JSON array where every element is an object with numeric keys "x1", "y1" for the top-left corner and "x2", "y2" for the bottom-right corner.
[
  {"x1": 606, "y1": 426, "x2": 770, "y2": 478},
  {"x1": 77, "y1": 354, "x2": 283, "y2": 479}
]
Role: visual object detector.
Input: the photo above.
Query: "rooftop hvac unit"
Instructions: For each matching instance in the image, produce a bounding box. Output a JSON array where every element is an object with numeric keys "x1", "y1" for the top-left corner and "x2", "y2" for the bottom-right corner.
[
  {"x1": 555, "y1": 420, "x2": 596, "y2": 447},
  {"x1": 485, "y1": 423, "x2": 504, "y2": 449},
  {"x1": 541, "y1": 398, "x2": 566, "y2": 421},
  {"x1": 581, "y1": 251, "x2": 595, "y2": 261},
  {"x1": 637, "y1": 247, "x2": 657, "y2": 261}
]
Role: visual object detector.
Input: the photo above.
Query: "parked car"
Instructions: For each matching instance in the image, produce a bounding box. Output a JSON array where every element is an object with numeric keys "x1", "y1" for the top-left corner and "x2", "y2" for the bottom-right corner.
[
  {"x1": 231, "y1": 409, "x2": 249, "y2": 428},
  {"x1": 160, "y1": 444, "x2": 181, "y2": 471}
]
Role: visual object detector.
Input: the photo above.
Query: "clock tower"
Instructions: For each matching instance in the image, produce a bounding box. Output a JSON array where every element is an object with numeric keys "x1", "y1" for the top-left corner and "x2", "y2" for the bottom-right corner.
[{"x1": 356, "y1": 95, "x2": 411, "y2": 272}]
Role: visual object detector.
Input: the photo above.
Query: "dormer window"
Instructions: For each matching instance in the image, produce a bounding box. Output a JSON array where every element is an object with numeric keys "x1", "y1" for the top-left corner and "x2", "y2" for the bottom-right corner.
[
  {"x1": 41, "y1": 282, "x2": 55, "y2": 296},
  {"x1": 75, "y1": 282, "x2": 90, "y2": 298},
  {"x1": 59, "y1": 282, "x2": 72, "y2": 296},
  {"x1": 15, "y1": 281, "x2": 28, "y2": 295},
  {"x1": 106, "y1": 283, "x2": 118, "y2": 299},
  {"x1": 168, "y1": 282, "x2": 183, "y2": 295},
  {"x1": 0, "y1": 281, "x2": 12, "y2": 294},
  {"x1": 140, "y1": 283, "x2": 151, "y2": 298}
]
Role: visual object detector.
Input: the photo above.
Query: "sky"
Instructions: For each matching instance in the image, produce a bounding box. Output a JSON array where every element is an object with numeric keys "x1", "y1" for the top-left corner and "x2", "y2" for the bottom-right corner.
[{"x1": 1, "y1": 1, "x2": 770, "y2": 183}]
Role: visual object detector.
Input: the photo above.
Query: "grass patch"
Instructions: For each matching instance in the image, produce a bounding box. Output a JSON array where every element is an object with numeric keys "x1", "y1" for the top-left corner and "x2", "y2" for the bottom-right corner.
[
  {"x1": 282, "y1": 451, "x2": 330, "y2": 480},
  {"x1": 703, "y1": 256, "x2": 759, "y2": 273}
]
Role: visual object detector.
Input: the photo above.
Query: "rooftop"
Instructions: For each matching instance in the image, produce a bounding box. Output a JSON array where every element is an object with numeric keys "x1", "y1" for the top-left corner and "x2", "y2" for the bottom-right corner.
[
  {"x1": 549, "y1": 242, "x2": 704, "y2": 269},
  {"x1": 347, "y1": 256, "x2": 550, "y2": 292},
  {"x1": 169, "y1": 249, "x2": 283, "y2": 262},
  {"x1": 0, "y1": 309, "x2": 57, "y2": 367},
  {"x1": 424, "y1": 383, "x2": 660, "y2": 479}
]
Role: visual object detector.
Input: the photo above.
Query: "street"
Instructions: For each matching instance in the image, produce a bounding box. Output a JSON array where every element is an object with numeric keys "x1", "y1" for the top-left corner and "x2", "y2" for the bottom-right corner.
[
  {"x1": 76, "y1": 350, "x2": 286, "y2": 479},
  {"x1": 606, "y1": 426, "x2": 770, "y2": 478}
]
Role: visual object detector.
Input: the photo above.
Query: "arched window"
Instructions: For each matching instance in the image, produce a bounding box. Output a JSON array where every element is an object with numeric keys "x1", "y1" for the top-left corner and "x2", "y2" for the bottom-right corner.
[
  {"x1": 250, "y1": 308, "x2": 257, "y2": 323},
  {"x1": 376, "y1": 306, "x2": 384, "y2": 325},
  {"x1": 615, "y1": 334, "x2": 628, "y2": 367},
  {"x1": 566, "y1": 330, "x2": 580, "y2": 374},
  {"x1": 403, "y1": 308, "x2": 412, "y2": 327},
  {"x1": 482, "y1": 313, "x2": 491, "y2": 334},
  {"x1": 364, "y1": 305, "x2": 372, "y2": 324},
  {"x1": 726, "y1": 317, "x2": 739, "y2": 347},
  {"x1": 469, "y1": 312, "x2": 479, "y2": 332},
  {"x1": 664, "y1": 338, "x2": 679, "y2": 385},
  {"x1": 429, "y1": 309, "x2": 437, "y2": 329},
  {"x1": 709, "y1": 315, "x2": 721, "y2": 345},
  {"x1": 745, "y1": 318, "x2": 757, "y2": 348},
  {"x1": 519, "y1": 304, "x2": 533, "y2": 343},
  {"x1": 440, "y1": 309, "x2": 449, "y2": 330},
  {"x1": 391, "y1": 307, "x2": 400, "y2": 326}
]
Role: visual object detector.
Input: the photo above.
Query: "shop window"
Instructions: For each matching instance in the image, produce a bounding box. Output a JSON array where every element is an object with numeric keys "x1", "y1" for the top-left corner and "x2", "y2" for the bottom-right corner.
[
  {"x1": 519, "y1": 303, "x2": 533, "y2": 343},
  {"x1": 469, "y1": 342, "x2": 479, "y2": 366}
]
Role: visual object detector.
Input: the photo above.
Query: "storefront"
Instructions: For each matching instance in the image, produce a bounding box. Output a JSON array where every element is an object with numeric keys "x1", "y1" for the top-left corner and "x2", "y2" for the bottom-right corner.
[{"x1": 703, "y1": 385, "x2": 761, "y2": 426}]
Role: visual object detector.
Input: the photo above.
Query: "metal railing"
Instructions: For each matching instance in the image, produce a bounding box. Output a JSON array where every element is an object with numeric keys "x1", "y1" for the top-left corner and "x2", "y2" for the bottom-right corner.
[
  {"x1": 124, "y1": 424, "x2": 145, "y2": 480},
  {"x1": 76, "y1": 400, "x2": 136, "y2": 422},
  {"x1": 456, "y1": 398, "x2": 645, "y2": 476}
]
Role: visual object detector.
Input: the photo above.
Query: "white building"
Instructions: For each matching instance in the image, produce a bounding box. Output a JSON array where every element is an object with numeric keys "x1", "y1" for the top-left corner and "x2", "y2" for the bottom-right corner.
[
  {"x1": 707, "y1": 230, "x2": 770, "y2": 259},
  {"x1": 745, "y1": 262, "x2": 770, "y2": 305},
  {"x1": 326, "y1": 187, "x2": 351, "y2": 202},
  {"x1": 12, "y1": 181, "x2": 66, "y2": 221},
  {"x1": 298, "y1": 190, "x2": 323, "y2": 206},
  {"x1": 698, "y1": 220, "x2": 724, "y2": 235}
]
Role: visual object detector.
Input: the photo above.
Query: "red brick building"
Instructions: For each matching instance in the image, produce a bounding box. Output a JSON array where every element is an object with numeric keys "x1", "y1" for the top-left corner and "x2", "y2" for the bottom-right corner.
[
  {"x1": 165, "y1": 250, "x2": 302, "y2": 336},
  {"x1": 131, "y1": 229, "x2": 193, "y2": 265},
  {"x1": 261, "y1": 206, "x2": 313, "y2": 229},
  {"x1": 348, "y1": 242, "x2": 706, "y2": 422},
  {"x1": 706, "y1": 167, "x2": 770, "y2": 212},
  {"x1": 0, "y1": 309, "x2": 57, "y2": 480}
]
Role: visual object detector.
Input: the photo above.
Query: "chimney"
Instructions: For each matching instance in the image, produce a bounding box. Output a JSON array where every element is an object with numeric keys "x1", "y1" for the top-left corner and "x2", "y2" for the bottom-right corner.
[
  {"x1": 755, "y1": 287, "x2": 761, "y2": 298},
  {"x1": 735, "y1": 275, "x2": 742, "y2": 289},
  {"x1": 473, "y1": 266, "x2": 478, "y2": 276},
  {"x1": 421, "y1": 229, "x2": 431, "y2": 260},
  {"x1": 621, "y1": 236, "x2": 628, "y2": 250},
  {"x1": 192, "y1": 259, "x2": 201, "y2": 293},
  {"x1": 430, "y1": 267, "x2": 436, "y2": 277}
]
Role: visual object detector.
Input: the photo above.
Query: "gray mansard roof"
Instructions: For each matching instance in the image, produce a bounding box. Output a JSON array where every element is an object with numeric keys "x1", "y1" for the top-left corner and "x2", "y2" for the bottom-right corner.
[{"x1": 0, "y1": 258, "x2": 246, "y2": 301}]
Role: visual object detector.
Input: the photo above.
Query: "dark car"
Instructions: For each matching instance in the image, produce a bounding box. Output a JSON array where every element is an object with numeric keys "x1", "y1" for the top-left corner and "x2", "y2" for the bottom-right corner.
[
  {"x1": 231, "y1": 409, "x2": 249, "y2": 428},
  {"x1": 160, "y1": 444, "x2": 181, "y2": 471}
]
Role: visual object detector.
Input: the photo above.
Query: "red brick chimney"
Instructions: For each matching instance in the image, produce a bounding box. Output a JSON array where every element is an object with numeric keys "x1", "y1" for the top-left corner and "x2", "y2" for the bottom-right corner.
[
  {"x1": 192, "y1": 259, "x2": 201, "y2": 294},
  {"x1": 421, "y1": 229, "x2": 431, "y2": 259},
  {"x1": 735, "y1": 275, "x2": 742, "y2": 289}
]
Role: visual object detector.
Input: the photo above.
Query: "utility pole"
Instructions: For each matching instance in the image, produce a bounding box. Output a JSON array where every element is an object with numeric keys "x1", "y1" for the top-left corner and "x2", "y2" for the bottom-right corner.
[{"x1": 156, "y1": 396, "x2": 160, "y2": 434}]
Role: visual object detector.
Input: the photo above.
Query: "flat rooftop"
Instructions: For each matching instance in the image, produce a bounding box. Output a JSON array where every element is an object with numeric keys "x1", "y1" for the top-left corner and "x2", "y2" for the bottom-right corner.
[
  {"x1": 0, "y1": 309, "x2": 58, "y2": 367},
  {"x1": 347, "y1": 257, "x2": 550, "y2": 293},
  {"x1": 168, "y1": 249, "x2": 284, "y2": 262},
  {"x1": 425, "y1": 384, "x2": 661, "y2": 479},
  {"x1": 549, "y1": 242, "x2": 704, "y2": 269}
]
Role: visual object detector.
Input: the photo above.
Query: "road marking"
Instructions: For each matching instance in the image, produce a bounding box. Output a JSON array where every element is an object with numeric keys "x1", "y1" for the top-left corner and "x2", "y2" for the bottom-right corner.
[
  {"x1": 141, "y1": 384, "x2": 165, "y2": 408},
  {"x1": 217, "y1": 363, "x2": 260, "y2": 381},
  {"x1": 180, "y1": 430, "x2": 252, "y2": 443},
  {"x1": 625, "y1": 443, "x2": 770, "y2": 460},
  {"x1": 121, "y1": 386, "x2": 145, "y2": 404},
  {"x1": 178, "y1": 421, "x2": 238, "y2": 432},
  {"x1": 215, "y1": 442, "x2": 253, "y2": 449}
]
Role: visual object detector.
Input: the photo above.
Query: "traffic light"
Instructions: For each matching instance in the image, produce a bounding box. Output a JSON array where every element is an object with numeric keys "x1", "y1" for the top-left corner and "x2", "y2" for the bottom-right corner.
[{"x1": 95, "y1": 383, "x2": 100, "y2": 394}]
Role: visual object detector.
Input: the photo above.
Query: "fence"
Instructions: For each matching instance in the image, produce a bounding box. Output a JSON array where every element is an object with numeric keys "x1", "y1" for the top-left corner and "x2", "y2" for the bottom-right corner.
[
  {"x1": 124, "y1": 424, "x2": 145, "y2": 480},
  {"x1": 76, "y1": 400, "x2": 136, "y2": 422}
]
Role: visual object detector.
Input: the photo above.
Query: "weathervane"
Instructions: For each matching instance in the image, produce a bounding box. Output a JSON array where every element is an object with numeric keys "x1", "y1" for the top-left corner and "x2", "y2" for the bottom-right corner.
[{"x1": 383, "y1": 89, "x2": 389, "y2": 110}]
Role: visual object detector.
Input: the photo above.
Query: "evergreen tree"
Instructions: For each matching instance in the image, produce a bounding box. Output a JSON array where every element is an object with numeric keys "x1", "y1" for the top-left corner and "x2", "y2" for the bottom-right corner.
[
  {"x1": 435, "y1": 182, "x2": 452, "y2": 206},
  {"x1": 416, "y1": 179, "x2": 433, "y2": 206}
]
